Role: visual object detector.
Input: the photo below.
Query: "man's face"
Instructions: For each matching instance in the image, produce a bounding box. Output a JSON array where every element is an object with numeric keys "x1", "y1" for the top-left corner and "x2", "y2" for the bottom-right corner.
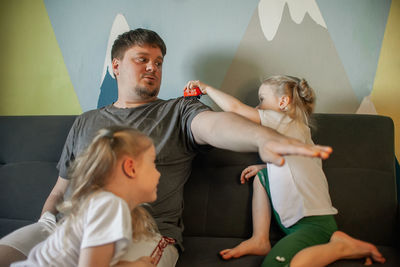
[{"x1": 113, "y1": 44, "x2": 163, "y2": 100}]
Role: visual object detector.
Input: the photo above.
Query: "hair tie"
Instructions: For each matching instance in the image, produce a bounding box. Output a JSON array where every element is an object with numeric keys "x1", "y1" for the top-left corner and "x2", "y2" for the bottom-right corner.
[
  {"x1": 285, "y1": 75, "x2": 300, "y2": 83},
  {"x1": 104, "y1": 130, "x2": 114, "y2": 138},
  {"x1": 103, "y1": 130, "x2": 115, "y2": 145}
]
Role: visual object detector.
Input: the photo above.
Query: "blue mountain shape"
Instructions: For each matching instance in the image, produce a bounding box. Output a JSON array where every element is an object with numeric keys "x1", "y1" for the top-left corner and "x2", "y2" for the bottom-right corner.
[{"x1": 97, "y1": 67, "x2": 118, "y2": 108}]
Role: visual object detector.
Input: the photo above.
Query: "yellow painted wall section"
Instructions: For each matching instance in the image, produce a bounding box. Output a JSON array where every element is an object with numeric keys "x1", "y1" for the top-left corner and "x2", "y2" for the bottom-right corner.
[
  {"x1": 372, "y1": 0, "x2": 400, "y2": 158},
  {"x1": 0, "y1": 0, "x2": 81, "y2": 115}
]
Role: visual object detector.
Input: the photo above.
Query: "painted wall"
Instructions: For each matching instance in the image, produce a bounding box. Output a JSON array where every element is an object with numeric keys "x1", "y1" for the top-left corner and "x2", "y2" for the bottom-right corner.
[
  {"x1": 0, "y1": 0, "x2": 398, "y2": 157},
  {"x1": 0, "y1": 0, "x2": 81, "y2": 115},
  {"x1": 372, "y1": 0, "x2": 400, "y2": 161}
]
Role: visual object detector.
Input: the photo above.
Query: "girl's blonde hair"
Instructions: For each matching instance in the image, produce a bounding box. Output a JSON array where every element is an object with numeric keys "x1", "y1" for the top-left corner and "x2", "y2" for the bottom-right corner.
[
  {"x1": 58, "y1": 125, "x2": 159, "y2": 241},
  {"x1": 263, "y1": 75, "x2": 315, "y2": 126}
]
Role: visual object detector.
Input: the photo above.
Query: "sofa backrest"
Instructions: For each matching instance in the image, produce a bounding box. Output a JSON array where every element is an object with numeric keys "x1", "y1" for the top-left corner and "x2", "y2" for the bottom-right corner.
[
  {"x1": 0, "y1": 114, "x2": 397, "y2": 247},
  {"x1": 183, "y1": 114, "x2": 398, "y2": 246},
  {"x1": 312, "y1": 114, "x2": 397, "y2": 246},
  {"x1": 0, "y1": 116, "x2": 76, "y2": 237}
]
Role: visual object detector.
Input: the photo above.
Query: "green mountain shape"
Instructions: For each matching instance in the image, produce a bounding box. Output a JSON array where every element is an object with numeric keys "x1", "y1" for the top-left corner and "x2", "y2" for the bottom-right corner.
[{"x1": 0, "y1": 0, "x2": 81, "y2": 115}]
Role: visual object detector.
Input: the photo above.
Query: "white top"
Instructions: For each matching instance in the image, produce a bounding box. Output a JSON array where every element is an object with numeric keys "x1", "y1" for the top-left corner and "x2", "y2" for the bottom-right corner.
[
  {"x1": 258, "y1": 110, "x2": 338, "y2": 228},
  {"x1": 13, "y1": 191, "x2": 132, "y2": 267}
]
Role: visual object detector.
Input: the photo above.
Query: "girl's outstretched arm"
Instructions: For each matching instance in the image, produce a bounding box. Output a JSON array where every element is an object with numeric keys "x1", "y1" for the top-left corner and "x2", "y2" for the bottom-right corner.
[{"x1": 185, "y1": 80, "x2": 261, "y2": 124}]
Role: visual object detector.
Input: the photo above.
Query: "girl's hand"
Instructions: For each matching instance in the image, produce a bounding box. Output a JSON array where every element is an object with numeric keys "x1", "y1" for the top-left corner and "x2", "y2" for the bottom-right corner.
[
  {"x1": 185, "y1": 80, "x2": 209, "y2": 94},
  {"x1": 116, "y1": 256, "x2": 155, "y2": 267},
  {"x1": 134, "y1": 256, "x2": 155, "y2": 267},
  {"x1": 240, "y1": 164, "x2": 266, "y2": 184}
]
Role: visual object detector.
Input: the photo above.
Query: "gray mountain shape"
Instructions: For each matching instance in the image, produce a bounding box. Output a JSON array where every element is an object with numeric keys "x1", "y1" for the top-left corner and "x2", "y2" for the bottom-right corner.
[{"x1": 215, "y1": 3, "x2": 359, "y2": 114}]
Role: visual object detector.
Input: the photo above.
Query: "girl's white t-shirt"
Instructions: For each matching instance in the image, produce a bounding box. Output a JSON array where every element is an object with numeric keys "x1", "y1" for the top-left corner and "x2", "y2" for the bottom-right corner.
[
  {"x1": 258, "y1": 109, "x2": 338, "y2": 228},
  {"x1": 13, "y1": 191, "x2": 132, "y2": 267}
]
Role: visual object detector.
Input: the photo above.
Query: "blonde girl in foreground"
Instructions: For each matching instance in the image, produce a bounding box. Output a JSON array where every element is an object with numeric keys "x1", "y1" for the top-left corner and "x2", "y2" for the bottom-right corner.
[
  {"x1": 12, "y1": 126, "x2": 177, "y2": 267},
  {"x1": 185, "y1": 77, "x2": 385, "y2": 267}
]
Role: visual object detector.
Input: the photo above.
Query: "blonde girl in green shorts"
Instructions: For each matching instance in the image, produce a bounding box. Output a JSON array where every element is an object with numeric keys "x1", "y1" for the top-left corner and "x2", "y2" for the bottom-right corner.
[{"x1": 185, "y1": 76, "x2": 385, "y2": 267}]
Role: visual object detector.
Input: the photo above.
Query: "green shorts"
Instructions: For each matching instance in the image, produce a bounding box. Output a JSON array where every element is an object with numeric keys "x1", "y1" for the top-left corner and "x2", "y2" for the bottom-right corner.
[{"x1": 257, "y1": 169, "x2": 338, "y2": 267}]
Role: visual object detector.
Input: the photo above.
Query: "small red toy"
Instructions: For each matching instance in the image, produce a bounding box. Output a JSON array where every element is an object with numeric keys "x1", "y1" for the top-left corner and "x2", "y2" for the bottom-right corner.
[{"x1": 184, "y1": 86, "x2": 203, "y2": 98}]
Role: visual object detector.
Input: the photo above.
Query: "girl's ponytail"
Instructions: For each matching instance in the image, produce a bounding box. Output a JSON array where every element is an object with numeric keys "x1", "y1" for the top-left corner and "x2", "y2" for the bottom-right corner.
[
  {"x1": 263, "y1": 75, "x2": 316, "y2": 127},
  {"x1": 292, "y1": 78, "x2": 315, "y2": 126}
]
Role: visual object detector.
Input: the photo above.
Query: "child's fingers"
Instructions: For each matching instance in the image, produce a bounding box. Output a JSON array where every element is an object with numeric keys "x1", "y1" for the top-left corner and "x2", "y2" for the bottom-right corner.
[
  {"x1": 185, "y1": 81, "x2": 194, "y2": 91},
  {"x1": 140, "y1": 256, "x2": 156, "y2": 266},
  {"x1": 188, "y1": 81, "x2": 194, "y2": 89},
  {"x1": 240, "y1": 167, "x2": 262, "y2": 184},
  {"x1": 247, "y1": 168, "x2": 258, "y2": 178},
  {"x1": 240, "y1": 169, "x2": 249, "y2": 184},
  {"x1": 188, "y1": 80, "x2": 199, "y2": 89},
  {"x1": 138, "y1": 256, "x2": 153, "y2": 262},
  {"x1": 240, "y1": 167, "x2": 254, "y2": 183},
  {"x1": 185, "y1": 81, "x2": 192, "y2": 90}
]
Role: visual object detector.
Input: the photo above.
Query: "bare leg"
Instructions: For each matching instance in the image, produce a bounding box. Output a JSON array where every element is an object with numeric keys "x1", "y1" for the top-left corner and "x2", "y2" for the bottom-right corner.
[
  {"x1": 0, "y1": 245, "x2": 27, "y2": 267},
  {"x1": 290, "y1": 231, "x2": 386, "y2": 267},
  {"x1": 220, "y1": 177, "x2": 272, "y2": 260},
  {"x1": 0, "y1": 214, "x2": 57, "y2": 266}
]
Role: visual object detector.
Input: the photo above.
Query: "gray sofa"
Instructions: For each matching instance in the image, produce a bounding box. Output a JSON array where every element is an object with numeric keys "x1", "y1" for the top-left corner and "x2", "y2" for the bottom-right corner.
[{"x1": 0, "y1": 114, "x2": 399, "y2": 266}]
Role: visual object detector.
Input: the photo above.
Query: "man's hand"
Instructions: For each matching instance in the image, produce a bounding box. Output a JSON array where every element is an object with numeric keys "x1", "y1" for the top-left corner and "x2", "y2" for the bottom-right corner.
[
  {"x1": 258, "y1": 137, "x2": 332, "y2": 166},
  {"x1": 192, "y1": 111, "x2": 332, "y2": 167},
  {"x1": 41, "y1": 176, "x2": 70, "y2": 216}
]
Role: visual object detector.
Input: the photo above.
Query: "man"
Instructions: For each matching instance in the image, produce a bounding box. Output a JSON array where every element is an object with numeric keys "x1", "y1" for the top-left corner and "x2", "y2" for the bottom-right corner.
[{"x1": 0, "y1": 28, "x2": 331, "y2": 266}]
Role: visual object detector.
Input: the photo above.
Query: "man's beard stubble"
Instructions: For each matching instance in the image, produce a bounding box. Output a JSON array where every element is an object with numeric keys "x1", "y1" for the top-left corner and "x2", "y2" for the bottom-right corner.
[{"x1": 135, "y1": 85, "x2": 159, "y2": 100}]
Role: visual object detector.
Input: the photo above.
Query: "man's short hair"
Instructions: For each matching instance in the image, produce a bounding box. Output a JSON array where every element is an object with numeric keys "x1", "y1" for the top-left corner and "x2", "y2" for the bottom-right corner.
[{"x1": 111, "y1": 28, "x2": 166, "y2": 61}]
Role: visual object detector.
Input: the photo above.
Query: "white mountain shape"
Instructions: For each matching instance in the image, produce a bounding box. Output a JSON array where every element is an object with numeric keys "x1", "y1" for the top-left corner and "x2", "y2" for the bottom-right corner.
[
  {"x1": 356, "y1": 95, "x2": 378, "y2": 115},
  {"x1": 100, "y1": 13, "x2": 130, "y2": 84},
  {"x1": 258, "y1": 0, "x2": 327, "y2": 41}
]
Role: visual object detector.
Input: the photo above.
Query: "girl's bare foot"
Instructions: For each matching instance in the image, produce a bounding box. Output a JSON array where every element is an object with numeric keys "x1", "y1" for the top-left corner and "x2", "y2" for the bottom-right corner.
[
  {"x1": 219, "y1": 237, "x2": 271, "y2": 260},
  {"x1": 330, "y1": 231, "x2": 385, "y2": 264}
]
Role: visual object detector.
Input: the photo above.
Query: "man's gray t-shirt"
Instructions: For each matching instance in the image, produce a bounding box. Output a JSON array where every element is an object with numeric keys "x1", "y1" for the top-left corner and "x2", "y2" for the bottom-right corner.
[{"x1": 57, "y1": 97, "x2": 211, "y2": 249}]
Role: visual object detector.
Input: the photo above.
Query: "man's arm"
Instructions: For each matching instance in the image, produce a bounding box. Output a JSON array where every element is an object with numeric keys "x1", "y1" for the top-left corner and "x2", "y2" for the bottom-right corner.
[
  {"x1": 191, "y1": 111, "x2": 331, "y2": 166},
  {"x1": 41, "y1": 176, "x2": 70, "y2": 215}
]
